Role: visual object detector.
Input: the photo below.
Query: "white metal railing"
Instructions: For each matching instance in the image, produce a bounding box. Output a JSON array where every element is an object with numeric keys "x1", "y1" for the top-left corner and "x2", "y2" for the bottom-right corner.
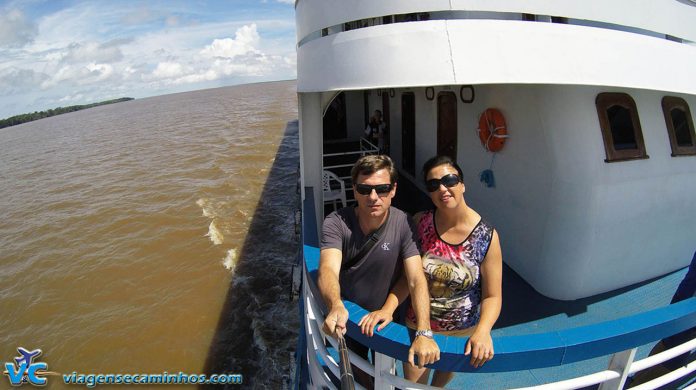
[
  {"x1": 628, "y1": 356, "x2": 695, "y2": 390},
  {"x1": 301, "y1": 262, "x2": 696, "y2": 389},
  {"x1": 321, "y1": 137, "x2": 379, "y2": 156},
  {"x1": 303, "y1": 266, "x2": 372, "y2": 390},
  {"x1": 322, "y1": 137, "x2": 379, "y2": 171},
  {"x1": 321, "y1": 137, "x2": 380, "y2": 207},
  {"x1": 359, "y1": 137, "x2": 379, "y2": 155}
]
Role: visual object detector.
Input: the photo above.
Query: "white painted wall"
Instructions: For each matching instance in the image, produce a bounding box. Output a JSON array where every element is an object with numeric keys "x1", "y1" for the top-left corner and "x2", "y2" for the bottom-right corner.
[
  {"x1": 450, "y1": 85, "x2": 557, "y2": 296},
  {"x1": 299, "y1": 92, "x2": 324, "y2": 233},
  {"x1": 577, "y1": 88, "x2": 696, "y2": 298},
  {"x1": 388, "y1": 91, "x2": 403, "y2": 169},
  {"x1": 413, "y1": 91, "x2": 438, "y2": 182}
]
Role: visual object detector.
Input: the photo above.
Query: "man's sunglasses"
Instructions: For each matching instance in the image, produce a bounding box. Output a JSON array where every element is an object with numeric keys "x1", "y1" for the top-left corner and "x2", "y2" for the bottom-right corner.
[
  {"x1": 355, "y1": 183, "x2": 393, "y2": 196},
  {"x1": 425, "y1": 173, "x2": 461, "y2": 192}
]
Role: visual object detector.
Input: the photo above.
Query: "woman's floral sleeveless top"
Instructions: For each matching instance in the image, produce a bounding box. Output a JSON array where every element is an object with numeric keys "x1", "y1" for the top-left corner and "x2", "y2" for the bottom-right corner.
[{"x1": 407, "y1": 210, "x2": 494, "y2": 331}]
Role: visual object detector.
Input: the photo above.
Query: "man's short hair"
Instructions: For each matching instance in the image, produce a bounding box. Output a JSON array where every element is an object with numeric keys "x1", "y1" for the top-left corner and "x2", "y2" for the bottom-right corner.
[{"x1": 351, "y1": 155, "x2": 398, "y2": 185}]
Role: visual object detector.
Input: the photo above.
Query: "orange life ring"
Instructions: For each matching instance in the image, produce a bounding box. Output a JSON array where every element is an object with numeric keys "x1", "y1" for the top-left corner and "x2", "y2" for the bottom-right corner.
[{"x1": 477, "y1": 108, "x2": 509, "y2": 152}]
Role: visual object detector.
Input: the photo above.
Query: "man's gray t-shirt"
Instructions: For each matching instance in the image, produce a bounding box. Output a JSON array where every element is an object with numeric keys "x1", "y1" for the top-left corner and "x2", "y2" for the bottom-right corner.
[{"x1": 321, "y1": 206, "x2": 420, "y2": 311}]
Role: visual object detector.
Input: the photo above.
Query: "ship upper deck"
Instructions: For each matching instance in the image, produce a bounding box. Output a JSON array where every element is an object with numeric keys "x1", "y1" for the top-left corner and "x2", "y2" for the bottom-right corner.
[
  {"x1": 295, "y1": 0, "x2": 696, "y2": 45},
  {"x1": 295, "y1": 0, "x2": 696, "y2": 95}
]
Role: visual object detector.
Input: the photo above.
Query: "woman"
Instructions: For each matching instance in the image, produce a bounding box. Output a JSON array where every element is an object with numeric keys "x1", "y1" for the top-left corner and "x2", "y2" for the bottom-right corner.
[{"x1": 359, "y1": 155, "x2": 502, "y2": 387}]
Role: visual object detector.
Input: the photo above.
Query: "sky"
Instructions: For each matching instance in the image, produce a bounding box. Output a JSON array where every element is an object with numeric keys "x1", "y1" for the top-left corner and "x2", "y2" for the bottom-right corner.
[{"x1": 0, "y1": 0, "x2": 297, "y2": 119}]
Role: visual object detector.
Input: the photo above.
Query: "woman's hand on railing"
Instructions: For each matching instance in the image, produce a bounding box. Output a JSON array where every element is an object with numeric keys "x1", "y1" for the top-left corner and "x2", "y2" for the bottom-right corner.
[
  {"x1": 464, "y1": 329, "x2": 494, "y2": 368},
  {"x1": 358, "y1": 308, "x2": 394, "y2": 337}
]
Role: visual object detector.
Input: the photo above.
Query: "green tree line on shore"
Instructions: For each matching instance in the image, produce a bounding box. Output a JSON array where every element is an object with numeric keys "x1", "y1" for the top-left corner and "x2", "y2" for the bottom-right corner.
[{"x1": 0, "y1": 98, "x2": 135, "y2": 129}]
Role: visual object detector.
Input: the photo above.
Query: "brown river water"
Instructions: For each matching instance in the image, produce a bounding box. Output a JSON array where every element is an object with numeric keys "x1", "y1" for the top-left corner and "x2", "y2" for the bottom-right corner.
[{"x1": 0, "y1": 80, "x2": 299, "y2": 388}]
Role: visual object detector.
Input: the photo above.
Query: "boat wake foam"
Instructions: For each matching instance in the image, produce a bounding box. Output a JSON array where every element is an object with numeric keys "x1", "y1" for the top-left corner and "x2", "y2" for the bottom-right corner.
[
  {"x1": 206, "y1": 220, "x2": 224, "y2": 245},
  {"x1": 222, "y1": 248, "x2": 238, "y2": 271},
  {"x1": 196, "y1": 198, "x2": 214, "y2": 218}
]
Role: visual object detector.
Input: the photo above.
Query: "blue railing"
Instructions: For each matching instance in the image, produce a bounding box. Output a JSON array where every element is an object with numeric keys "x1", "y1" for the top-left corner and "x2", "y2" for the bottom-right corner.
[
  {"x1": 304, "y1": 244, "x2": 696, "y2": 373},
  {"x1": 297, "y1": 187, "x2": 695, "y2": 387}
]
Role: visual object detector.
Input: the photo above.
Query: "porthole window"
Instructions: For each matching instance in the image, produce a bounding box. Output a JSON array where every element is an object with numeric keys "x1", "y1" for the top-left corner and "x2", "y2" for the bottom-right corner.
[
  {"x1": 595, "y1": 93, "x2": 648, "y2": 162},
  {"x1": 661, "y1": 96, "x2": 696, "y2": 156}
]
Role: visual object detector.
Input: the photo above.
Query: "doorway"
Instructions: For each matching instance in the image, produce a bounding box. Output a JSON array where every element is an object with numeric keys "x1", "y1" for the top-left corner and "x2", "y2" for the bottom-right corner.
[
  {"x1": 382, "y1": 92, "x2": 391, "y2": 154},
  {"x1": 323, "y1": 92, "x2": 347, "y2": 140},
  {"x1": 437, "y1": 92, "x2": 457, "y2": 161},
  {"x1": 401, "y1": 93, "x2": 416, "y2": 176}
]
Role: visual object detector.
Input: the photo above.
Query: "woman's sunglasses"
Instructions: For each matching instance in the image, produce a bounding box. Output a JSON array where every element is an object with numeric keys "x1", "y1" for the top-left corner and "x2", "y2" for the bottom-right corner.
[
  {"x1": 355, "y1": 183, "x2": 393, "y2": 195},
  {"x1": 425, "y1": 173, "x2": 461, "y2": 192}
]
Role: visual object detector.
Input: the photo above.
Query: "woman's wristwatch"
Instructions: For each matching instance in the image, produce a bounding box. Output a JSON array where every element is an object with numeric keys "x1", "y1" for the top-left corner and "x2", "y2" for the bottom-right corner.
[{"x1": 415, "y1": 329, "x2": 433, "y2": 339}]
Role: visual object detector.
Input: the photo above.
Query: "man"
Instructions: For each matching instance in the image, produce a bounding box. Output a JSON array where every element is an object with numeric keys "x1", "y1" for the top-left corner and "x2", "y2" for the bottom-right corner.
[
  {"x1": 364, "y1": 110, "x2": 386, "y2": 152},
  {"x1": 318, "y1": 155, "x2": 439, "y2": 387}
]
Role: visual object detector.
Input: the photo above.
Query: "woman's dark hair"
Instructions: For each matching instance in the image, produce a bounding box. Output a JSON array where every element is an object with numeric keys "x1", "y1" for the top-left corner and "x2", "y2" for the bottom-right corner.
[{"x1": 422, "y1": 155, "x2": 464, "y2": 183}]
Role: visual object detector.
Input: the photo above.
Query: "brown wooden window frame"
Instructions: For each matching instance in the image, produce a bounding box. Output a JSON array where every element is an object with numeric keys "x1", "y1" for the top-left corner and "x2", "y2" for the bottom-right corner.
[
  {"x1": 661, "y1": 96, "x2": 696, "y2": 157},
  {"x1": 595, "y1": 92, "x2": 649, "y2": 163}
]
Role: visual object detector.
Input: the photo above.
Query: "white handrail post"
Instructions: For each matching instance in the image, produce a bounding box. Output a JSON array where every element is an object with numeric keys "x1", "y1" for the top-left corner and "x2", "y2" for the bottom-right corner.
[
  {"x1": 374, "y1": 352, "x2": 396, "y2": 390},
  {"x1": 599, "y1": 348, "x2": 637, "y2": 390}
]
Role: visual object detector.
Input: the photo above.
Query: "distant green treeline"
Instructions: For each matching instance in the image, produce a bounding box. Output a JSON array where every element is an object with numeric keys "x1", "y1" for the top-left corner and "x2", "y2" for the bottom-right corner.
[{"x1": 0, "y1": 98, "x2": 135, "y2": 129}]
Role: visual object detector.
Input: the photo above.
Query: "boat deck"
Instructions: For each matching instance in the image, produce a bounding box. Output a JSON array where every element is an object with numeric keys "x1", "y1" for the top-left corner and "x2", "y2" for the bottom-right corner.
[
  {"x1": 391, "y1": 173, "x2": 693, "y2": 389},
  {"x1": 317, "y1": 145, "x2": 693, "y2": 388}
]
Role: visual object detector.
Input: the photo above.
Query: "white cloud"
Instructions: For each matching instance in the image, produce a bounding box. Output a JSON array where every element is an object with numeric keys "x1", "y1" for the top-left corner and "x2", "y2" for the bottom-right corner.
[
  {"x1": 0, "y1": 67, "x2": 49, "y2": 93},
  {"x1": 200, "y1": 24, "x2": 260, "y2": 59},
  {"x1": 165, "y1": 16, "x2": 179, "y2": 27},
  {"x1": 137, "y1": 23, "x2": 291, "y2": 87},
  {"x1": 58, "y1": 93, "x2": 84, "y2": 103},
  {"x1": 172, "y1": 70, "x2": 217, "y2": 85},
  {"x1": 28, "y1": 5, "x2": 101, "y2": 52},
  {"x1": 123, "y1": 65, "x2": 138, "y2": 80},
  {"x1": 150, "y1": 61, "x2": 185, "y2": 79},
  {"x1": 211, "y1": 55, "x2": 268, "y2": 77},
  {"x1": 41, "y1": 62, "x2": 115, "y2": 89},
  {"x1": 276, "y1": 0, "x2": 295, "y2": 3},
  {"x1": 63, "y1": 41, "x2": 125, "y2": 63},
  {"x1": 282, "y1": 54, "x2": 297, "y2": 69},
  {"x1": 121, "y1": 7, "x2": 158, "y2": 25},
  {"x1": 14, "y1": 36, "x2": 130, "y2": 91},
  {"x1": 0, "y1": 9, "x2": 38, "y2": 47},
  {"x1": 86, "y1": 63, "x2": 114, "y2": 81}
]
